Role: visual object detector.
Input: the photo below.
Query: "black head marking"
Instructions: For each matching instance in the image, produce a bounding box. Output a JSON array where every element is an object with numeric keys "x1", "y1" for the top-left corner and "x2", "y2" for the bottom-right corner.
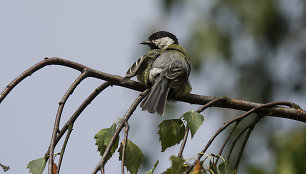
[{"x1": 148, "y1": 31, "x2": 178, "y2": 44}]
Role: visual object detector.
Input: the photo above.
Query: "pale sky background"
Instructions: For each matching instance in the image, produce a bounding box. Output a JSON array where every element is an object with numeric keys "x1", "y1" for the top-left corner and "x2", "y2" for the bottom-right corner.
[
  {"x1": 1, "y1": 1, "x2": 305, "y2": 174},
  {"x1": 0, "y1": 1, "x2": 220, "y2": 173}
]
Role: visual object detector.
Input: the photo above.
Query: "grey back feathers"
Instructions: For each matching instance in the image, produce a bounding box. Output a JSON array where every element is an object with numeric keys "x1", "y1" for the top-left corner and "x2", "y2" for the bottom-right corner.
[{"x1": 123, "y1": 31, "x2": 191, "y2": 115}]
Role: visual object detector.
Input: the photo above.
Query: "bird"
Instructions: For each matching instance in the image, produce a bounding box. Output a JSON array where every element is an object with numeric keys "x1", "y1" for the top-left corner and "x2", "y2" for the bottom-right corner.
[{"x1": 122, "y1": 31, "x2": 191, "y2": 115}]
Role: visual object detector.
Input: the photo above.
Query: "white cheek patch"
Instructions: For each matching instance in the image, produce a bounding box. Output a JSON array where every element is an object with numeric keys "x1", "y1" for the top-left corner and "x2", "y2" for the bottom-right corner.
[
  {"x1": 153, "y1": 37, "x2": 175, "y2": 49},
  {"x1": 161, "y1": 37, "x2": 174, "y2": 48}
]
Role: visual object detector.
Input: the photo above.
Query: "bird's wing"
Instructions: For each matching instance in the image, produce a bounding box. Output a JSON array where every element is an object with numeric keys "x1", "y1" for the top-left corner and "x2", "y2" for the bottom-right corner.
[
  {"x1": 165, "y1": 67, "x2": 189, "y2": 88},
  {"x1": 123, "y1": 49, "x2": 162, "y2": 80}
]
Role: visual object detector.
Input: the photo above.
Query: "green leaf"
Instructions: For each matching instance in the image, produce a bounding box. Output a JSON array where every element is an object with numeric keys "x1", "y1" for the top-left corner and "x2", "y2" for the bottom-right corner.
[
  {"x1": 182, "y1": 110, "x2": 204, "y2": 138},
  {"x1": 27, "y1": 157, "x2": 47, "y2": 174},
  {"x1": 158, "y1": 119, "x2": 186, "y2": 152},
  {"x1": 169, "y1": 155, "x2": 185, "y2": 174},
  {"x1": 145, "y1": 161, "x2": 159, "y2": 174},
  {"x1": 104, "y1": 123, "x2": 117, "y2": 146},
  {"x1": 119, "y1": 139, "x2": 144, "y2": 174},
  {"x1": 165, "y1": 168, "x2": 172, "y2": 174},
  {"x1": 94, "y1": 123, "x2": 119, "y2": 165},
  {"x1": 218, "y1": 161, "x2": 232, "y2": 174}
]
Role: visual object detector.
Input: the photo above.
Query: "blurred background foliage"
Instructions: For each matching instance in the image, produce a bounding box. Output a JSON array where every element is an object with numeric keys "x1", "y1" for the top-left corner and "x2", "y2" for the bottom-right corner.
[{"x1": 153, "y1": 0, "x2": 306, "y2": 173}]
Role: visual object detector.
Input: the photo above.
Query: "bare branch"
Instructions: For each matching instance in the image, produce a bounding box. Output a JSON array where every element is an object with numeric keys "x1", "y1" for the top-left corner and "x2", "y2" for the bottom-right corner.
[
  {"x1": 215, "y1": 121, "x2": 239, "y2": 165},
  {"x1": 1, "y1": 58, "x2": 85, "y2": 103},
  {"x1": 226, "y1": 124, "x2": 249, "y2": 161},
  {"x1": 121, "y1": 122, "x2": 129, "y2": 174},
  {"x1": 195, "y1": 97, "x2": 227, "y2": 113},
  {"x1": 234, "y1": 115, "x2": 263, "y2": 169},
  {"x1": 49, "y1": 71, "x2": 89, "y2": 174},
  {"x1": 92, "y1": 89, "x2": 149, "y2": 174},
  {"x1": 178, "y1": 126, "x2": 189, "y2": 158},
  {"x1": 56, "y1": 123, "x2": 73, "y2": 174},
  {"x1": 181, "y1": 95, "x2": 305, "y2": 122},
  {"x1": 1, "y1": 58, "x2": 304, "y2": 123},
  {"x1": 186, "y1": 101, "x2": 295, "y2": 173},
  {"x1": 178, "y1": 98, "x2": 226, "y2": 158},
  {"x1": 45, "y1": 82, "x2": 111, "y2": 158},
  {"x1": 0, "y1": 57, "x2": 145, "y2": 104}
]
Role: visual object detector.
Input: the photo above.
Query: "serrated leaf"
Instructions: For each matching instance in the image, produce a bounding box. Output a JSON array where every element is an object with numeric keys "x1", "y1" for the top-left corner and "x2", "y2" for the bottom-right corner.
[
  {"x1": 27, "y1": 157, "x2": 47, "y2": 174},
  {"x1": 183, "y1": 110, "x2": 204, "y2": 138},
  {"x1": 94, "y1": 123, "x2": 119, "y2": 165},
  {"x1": 218, "y1": 161, "x2": 232, "y2": 174},
  {"x1": 169, "y1": 155, "x2": 185, "y2": 174},
  {"x1": 165, "y1": 168, "x2": 172, "y2": 174},
  {"x1": 209, "y1": 161, "x2": 218, "y2": 174},
  {"x1": 103, "y1": 123, "x2": 117, "y2": 146},
  {"x1": 119, "y1": 139, "x2": 143, "y2": 174},
  {"x1": 158, "y1": 119, "x2": 186, "y2": 152},
  {"x1": 145, "y1": 160, "x2": 159, "y2": 174}
]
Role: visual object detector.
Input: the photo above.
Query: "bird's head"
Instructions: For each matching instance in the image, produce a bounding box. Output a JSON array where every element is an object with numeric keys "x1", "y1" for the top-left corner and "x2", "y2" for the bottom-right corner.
[{"x1": 140, "y1": 31, "x2": 178, "y2": 49}]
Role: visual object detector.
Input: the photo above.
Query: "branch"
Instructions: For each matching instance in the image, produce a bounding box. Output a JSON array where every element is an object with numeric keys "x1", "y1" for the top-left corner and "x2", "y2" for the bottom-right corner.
[
  {"x1": 178, "y1": 98, "x2": 226, "y2": 158},
  {"x1": 215, "y1": 121, "x2": 239, "y2": 165},
  {"x1": 92, "y1": 89, "x2": 149, "y2": 174},
  {"x1": 0, "y1": 57, "x2": 143, "y2": 104},
  {"x1": 49, "y1": 71, "x2": 89, "y2": 173},
  {"x1": 234, "y1": 115, "x2": 263, "y2": 169},
  {"x1": 56, "y1": 123, "x2": 73, "y2": 174},
  {"x1": 45, "y1": 82, "x2": 111, "y2": 158},
  {"x1": 186, "y1": 101, "x2": 295, "y2": 173},
  {"x1": 1, "y1": 57, "x2": 305, "y2": 123},
  {"x1": 121, "y1": 122, "x2": 129, "y2": 174},
  {"x1": 178, "y1": 126, "x2": 189, "y2": 158},
  {"x1": 226, "y1": 124, "x2": 249, "y2": 161}
]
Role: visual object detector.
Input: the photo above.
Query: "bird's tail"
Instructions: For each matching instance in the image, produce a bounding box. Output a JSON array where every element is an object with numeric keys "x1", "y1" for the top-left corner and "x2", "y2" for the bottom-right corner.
[{"x1": 140, "y1": 77, "x2": 170, "y2": 115}]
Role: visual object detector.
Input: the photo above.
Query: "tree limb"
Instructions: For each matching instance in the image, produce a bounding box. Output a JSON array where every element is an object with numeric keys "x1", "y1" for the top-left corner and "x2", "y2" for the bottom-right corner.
[
  {"x1": 49, "y1": 71, "x2": 89, "y2": 173},
  {"x1": 1, "y1": 57, "x2": 304, "y2": 123},
  {"x1": 186, "y1": 101, "x2": 296, "y2": 173},
  {"x1": 92, "y1": 89, "x2": 149, "y2": 174}
]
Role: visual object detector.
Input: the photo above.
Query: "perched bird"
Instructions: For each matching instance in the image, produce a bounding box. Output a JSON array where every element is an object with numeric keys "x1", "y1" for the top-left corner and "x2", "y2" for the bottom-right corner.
[{"x1": 122, "y1": 31, "x2": 191, "y2": 115}]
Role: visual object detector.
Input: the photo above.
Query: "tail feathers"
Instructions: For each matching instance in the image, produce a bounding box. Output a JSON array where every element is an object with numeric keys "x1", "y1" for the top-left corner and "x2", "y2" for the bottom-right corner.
[{"x1": 140, "y1": 77, "x2": 170, "y2": 115}]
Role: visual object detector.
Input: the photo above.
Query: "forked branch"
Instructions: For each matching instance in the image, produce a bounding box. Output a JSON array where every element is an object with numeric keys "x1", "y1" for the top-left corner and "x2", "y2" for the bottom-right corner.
[
  {"x1": 0, "y1": 57, "x2": 305, "y2": 174},
  {"x1": 1, "y1": 57, "x2": 305, "y2": 122}
]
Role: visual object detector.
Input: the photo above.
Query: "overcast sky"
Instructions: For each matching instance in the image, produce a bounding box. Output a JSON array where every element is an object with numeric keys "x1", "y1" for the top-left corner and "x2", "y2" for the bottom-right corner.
[
  {"x1": 1, "y1": 1, "x2": 304, "y2": 174},
  {"x1": 0, "y1": 1, "x2": 218, "y2": 173}
]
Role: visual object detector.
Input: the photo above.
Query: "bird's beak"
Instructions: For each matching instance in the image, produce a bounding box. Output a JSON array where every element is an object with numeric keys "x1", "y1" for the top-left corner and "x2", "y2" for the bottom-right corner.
[{"x1": 140, "y1": 40, "x2": 151, "y2": 45}]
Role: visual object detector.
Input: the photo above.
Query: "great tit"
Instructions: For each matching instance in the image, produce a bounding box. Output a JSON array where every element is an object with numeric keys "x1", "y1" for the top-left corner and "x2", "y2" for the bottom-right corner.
[{"x1": 123, "y1": 31, "x2": 191, "y2": 115}]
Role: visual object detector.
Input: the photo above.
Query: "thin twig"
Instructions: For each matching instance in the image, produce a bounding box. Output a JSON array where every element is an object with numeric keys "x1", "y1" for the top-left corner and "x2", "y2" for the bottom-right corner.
[
  {"x1": 195, "y1": 97, "x2": 226, "y2": 113},
  {"x1": 215, "y1": 121, "x2": 240, "y2": 164},
  {"x1": 1, "y1": 58, "x2": 304, "y2": 173},
  {"x1": 226, "y1": 124, "x2": 249, "y2": 161},
  {"x1": 56, "y1": 123, "x2": 73, "y2": 174},
  {"x1": 100, "y1": 166, "x2": 104, "y2": 174},
  {"x1": 178, "y1": 98, "x2": 226, "y2": 158},
  {"x1": 186, "y1": 101, "x2": 294, "y2": 173},
  {"x1": 45, "y1": 82, "x2": 111, "y2": 158},
  {"x1": 92, "y1": 89, "x2": 149, "y2": 174},
  {"x1": 121, "y1": 122, "x2": 129, "y2": 174},
  {"x1": 234, "y1": 115, "x2": 263, "y2": 169},
  {"x1": 180, "y1": 95, "x2": 305, "y2": 122},
  {"x1": 49, "y1": 71, "x2": 89, "y2": 173},
  {"x1": 0, "y1": 57, "x2": 145, "y2": 104},
  {"x1": 1, "y1": 58, "x2": 305, "y2": 122},
  {"x1": 178, "y1": 126, "x2": 189, "y2": 158}
]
